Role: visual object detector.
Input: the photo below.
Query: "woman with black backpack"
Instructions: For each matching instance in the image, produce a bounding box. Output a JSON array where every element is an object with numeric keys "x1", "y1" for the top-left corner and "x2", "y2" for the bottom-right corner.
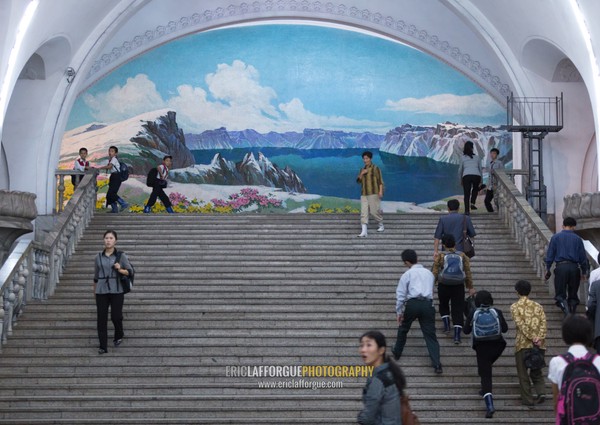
[
  {"x1": 93, "y1": 230, "x2": 132, "y2": 354},
  {"x1": 463, "y1": 290, "x2": 508, "y2": 419}
]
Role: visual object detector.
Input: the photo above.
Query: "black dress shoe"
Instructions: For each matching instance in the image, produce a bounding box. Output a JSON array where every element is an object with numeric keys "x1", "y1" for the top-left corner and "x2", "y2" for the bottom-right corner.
[
  {"x1": 98, "y1": 348, "x2": 107, "y2": 354},
  {"x1": 434, "y1": 365, "x2": 443, "y2": 374}
]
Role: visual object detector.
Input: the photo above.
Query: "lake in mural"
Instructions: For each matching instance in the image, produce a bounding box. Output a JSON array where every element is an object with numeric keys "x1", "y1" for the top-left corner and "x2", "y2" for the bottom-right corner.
[{"x1": 60, "y1": 24, "x2": 511, "y2": 213}]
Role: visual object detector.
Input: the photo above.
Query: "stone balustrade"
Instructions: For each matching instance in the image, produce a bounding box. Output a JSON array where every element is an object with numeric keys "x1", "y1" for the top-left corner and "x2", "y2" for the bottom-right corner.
[
  {"x1": 495, "y1": 170, "x2": 554, "y2": 284},
  {"x1": 0, "y1": 172, "x2": 97, "y2": 349},
  {"x1": 0, "y1": 191, "x2": 37, "y2": 264}
]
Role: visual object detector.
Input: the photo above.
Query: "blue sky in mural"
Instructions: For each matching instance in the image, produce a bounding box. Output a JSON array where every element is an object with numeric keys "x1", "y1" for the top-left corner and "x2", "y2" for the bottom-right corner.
[{"x1": 67, "y1": 24, "x2": 505, "y2": 134}]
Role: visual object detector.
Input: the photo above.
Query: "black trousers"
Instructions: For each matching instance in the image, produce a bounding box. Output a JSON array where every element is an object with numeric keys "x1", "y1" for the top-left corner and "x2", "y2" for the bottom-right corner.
[
  {"x1": 554, "y1": 262, "x2": 580, "y2": 308},
  {"x1": 393, "y1": 298, "x2": 441, "y2": 367},
  {"x1": 462, "y1": 174, "x2": 481, "y2": 213},
  {"x1": 474, "y1": 340, "x2": 506, "y2": 394},
  {"x1": 146, "y1": 182, "x2": 172, "y2": 208},
  {"x1": 484, "y1": 189, "x2": 495, "y2": 212},
  {"x1": 106, "y1": 173, "x2": 122, "y2": 206},
  {"x1": 96, "y1": 293, "x2": 124, "y2": 351},
  {"x1": 438, "y1": 284, "x2": 465, "y2": 327}
]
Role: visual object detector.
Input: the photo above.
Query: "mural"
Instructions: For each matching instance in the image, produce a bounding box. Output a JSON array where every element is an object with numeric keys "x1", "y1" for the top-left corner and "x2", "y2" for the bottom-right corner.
[{"x1": 61, "y1": 24, "x2": 511, "y2": 213}]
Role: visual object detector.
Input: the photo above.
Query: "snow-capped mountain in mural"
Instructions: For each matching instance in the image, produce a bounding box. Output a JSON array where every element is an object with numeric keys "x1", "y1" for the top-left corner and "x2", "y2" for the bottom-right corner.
[
  {"x1": 380, "y1": 122, "x2": 512, "y2": 165},
  {"x1": 185, "y1": 127, "x2": 384, "y2": 150},
  {"x1": 60, "y1": 109, "x2": 195, "y2": 173},
  {"x1": 170, "y1": 152, "x2": 306, "y2": 193}
]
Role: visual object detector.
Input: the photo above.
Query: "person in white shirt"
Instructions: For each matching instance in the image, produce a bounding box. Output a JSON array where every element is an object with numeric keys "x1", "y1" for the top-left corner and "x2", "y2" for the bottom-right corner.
[
  {"x1": 484, "y1": 148, "x2": 504, "y2": 213},
  {"x1": 588, "y1": 253, "x2": 600, "y2": 289},
  {"x1": 143, "y1": 155, "x2": 174, "y2": 214},
  {"x1": 72, "y1": 147, "x2": 90, "y2": 187},
  {"x1": 97, "y1": 146, "x2": 128, "y2": 213},
  {"x1": 392, "y1": 249, "x2": 443, "y2": 374},
  {"x1": 547, "y1": 314, "x2": 600, "y2": 419}
]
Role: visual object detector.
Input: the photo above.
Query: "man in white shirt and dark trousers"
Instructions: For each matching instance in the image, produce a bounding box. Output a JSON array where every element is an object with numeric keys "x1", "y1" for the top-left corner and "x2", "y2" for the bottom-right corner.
[
  {"x1": 144, "y1": 155, "x2": 175, "y2": 214},
  {"x1": 392, "y1": 249, "x2": 443, "y2": 374}
]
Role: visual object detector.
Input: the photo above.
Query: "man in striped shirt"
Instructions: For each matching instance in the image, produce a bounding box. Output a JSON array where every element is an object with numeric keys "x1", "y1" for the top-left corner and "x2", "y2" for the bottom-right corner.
[{"x1": 356, "y1": 151, "x2": 384, "y2": 237}]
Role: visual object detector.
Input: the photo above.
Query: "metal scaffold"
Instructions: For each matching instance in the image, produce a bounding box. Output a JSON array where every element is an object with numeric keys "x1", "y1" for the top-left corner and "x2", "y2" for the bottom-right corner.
[{"x1": 506, "y1": 92, "x2": 563, "y2": 221}]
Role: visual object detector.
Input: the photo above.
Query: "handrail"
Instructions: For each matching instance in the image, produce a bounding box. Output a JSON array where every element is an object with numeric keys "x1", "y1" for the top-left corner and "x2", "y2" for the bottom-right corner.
[
  {"x1": 55, "y1": 170, "x2": 87, "y2": 213},
  {"x1": 0, "y1": 240, "x2": 34, "y2": 349},
  {"x1": 494, "y1": 169, "x2": 554, "y2": 285},
  {"x1": 0, "y1": 171, "x2": 97, "y2": 350}
]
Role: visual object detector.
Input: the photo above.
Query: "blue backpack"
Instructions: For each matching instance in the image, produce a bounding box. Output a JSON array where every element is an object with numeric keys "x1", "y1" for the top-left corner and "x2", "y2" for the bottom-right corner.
[
  {"x1": 472, "y1": 307, "x2": 502, "y2": 341},
  {"x1": 439, "y1": 252, "x2": 465, "y2": 285}
]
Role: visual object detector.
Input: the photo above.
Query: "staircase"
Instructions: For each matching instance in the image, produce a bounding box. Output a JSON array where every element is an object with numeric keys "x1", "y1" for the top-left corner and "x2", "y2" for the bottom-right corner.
[{"x1": 0, "y1": 213, "x2": 562, "y2": 424}]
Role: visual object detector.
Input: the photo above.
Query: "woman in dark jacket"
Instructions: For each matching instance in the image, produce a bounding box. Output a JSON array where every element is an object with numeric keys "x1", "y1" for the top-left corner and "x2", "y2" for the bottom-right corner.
[
  {"x1": 357, "y1": 330, "x2": 404, "y2": 425},
  {"x1": 93, "y1": 229, "x2": 131, "y2": 354},
  {"x1": 463, "y1": 290, "x2": 508, "y2": 419}
]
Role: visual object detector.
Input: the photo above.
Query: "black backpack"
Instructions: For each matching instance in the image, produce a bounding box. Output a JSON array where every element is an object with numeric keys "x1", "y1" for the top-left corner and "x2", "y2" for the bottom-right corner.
[
  {"x1": 118, "y1": 161, "x2": 130, "y2": 181},
  {"x1": 146, "y1": 167, "x2": 157, "y2": 187},
  {"x1": 557, "y1": 352, "x2": 600, "y2": 424}
]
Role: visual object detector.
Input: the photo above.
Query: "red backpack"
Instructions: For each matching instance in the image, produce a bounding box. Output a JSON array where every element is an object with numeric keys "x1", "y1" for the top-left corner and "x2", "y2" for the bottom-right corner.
[{"x1": 556, "y1": 352, "x2": 600, "y2": 425}]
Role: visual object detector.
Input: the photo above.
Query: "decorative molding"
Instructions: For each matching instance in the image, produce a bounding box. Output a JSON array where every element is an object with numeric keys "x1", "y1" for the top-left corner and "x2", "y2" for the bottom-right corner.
[{"x1": 87, "y1": 1, "x2": 511, "y2": 97}]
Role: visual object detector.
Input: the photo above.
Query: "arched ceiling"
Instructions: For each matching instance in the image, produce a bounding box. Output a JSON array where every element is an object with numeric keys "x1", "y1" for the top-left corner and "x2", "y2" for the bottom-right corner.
[{"x1": 79, "y1": 0, "x2": 517, "y2": 104}]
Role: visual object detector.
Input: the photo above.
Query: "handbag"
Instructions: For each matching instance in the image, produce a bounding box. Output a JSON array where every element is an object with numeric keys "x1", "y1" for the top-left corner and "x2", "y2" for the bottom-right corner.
[
  {"x1": 523, "y1": 347, "x2": 546, "y2": 370},
  {"x1": 462, "y1": 216, "x2": 475, "y2": 258},
  {"x1": 114, "y1": 251, "x2": 134, "y2": 294},
  {"x1": 464, "y1": 294, "x2": 476, "y2": 319},
  {"x1": 401, "y1": 393, "x2": 421, "y2": 425},
  {"x1": 119, "y1": 275, "x2": 132, "y2": 294}
]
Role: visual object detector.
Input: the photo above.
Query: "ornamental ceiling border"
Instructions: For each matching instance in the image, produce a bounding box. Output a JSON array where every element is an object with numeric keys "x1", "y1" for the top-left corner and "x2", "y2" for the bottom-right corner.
[{"x1": 87, "y1": 0, "x2": 511, "y2": 98}]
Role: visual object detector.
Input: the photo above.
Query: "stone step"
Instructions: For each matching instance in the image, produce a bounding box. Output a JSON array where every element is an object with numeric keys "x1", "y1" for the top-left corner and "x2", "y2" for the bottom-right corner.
[{"x1": 1, "y1": 213, "x2": 557, "y2": 424}]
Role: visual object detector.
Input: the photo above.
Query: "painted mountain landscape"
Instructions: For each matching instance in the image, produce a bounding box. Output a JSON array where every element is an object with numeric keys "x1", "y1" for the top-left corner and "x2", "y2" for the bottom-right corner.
[{"x1": 61, "y1": 24, "x2": 511, "y2": 213}]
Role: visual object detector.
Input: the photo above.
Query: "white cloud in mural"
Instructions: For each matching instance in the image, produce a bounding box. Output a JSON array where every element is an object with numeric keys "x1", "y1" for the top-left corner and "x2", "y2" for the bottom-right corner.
[
  {"x1": 384, "y1": 93, "x2": 502, "y2": 117},
  {"x1": 83, "y1": 74, "x2": 166, "y2": 122},
  {"x1": 83, "y1": 61, "x2": 390, "y2": 134},
  {"x1": 279, "y1": 98, "x2": 389, "y2": 131}
]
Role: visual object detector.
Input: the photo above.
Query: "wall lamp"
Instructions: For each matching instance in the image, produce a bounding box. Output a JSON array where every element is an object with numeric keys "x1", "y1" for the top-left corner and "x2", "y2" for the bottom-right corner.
[{"x1": 65, "y1": 67, "x2": 76, "y2": 83}]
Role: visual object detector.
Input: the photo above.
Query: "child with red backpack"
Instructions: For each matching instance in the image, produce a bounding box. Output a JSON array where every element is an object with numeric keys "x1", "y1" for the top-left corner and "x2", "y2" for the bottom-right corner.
[{"x1": 548, "y1": 314, "x2": 600, "y2": 425}]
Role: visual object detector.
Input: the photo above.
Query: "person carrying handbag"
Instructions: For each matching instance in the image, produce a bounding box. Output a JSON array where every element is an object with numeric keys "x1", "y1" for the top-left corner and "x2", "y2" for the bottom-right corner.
[{"x1": 93, "y1": 230, "x2": 132, "y2": 354}]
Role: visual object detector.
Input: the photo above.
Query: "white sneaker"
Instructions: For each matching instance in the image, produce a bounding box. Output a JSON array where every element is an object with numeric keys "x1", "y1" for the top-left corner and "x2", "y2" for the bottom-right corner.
[
  {"x1": 377, "y1": 224, "x2": 385, "y2": 232},
  {"x1": 358, "y1": 224, "x2": 368, "y2": 238}
]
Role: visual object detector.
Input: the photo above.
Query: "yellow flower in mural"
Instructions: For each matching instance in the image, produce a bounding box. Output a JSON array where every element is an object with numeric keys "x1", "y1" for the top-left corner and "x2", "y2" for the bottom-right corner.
[
  {"x1": 307, "y1": 203, "x2": 322, "y2": 213},
  {"x1": 129, "y1": 205, "x2": 144, "y2": 213},
  {"x1": 96, "y1": 179, "x2": 109, "y2": 190},
  {"x1": 96, "y1": 196, "x2": 106, "y2": 210}
]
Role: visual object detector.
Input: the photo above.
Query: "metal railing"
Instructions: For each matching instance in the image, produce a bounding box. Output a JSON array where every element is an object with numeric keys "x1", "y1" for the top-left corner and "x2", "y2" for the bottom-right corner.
[{"x1": 0, "y1": 172, "x2": 97, "y2": 350}]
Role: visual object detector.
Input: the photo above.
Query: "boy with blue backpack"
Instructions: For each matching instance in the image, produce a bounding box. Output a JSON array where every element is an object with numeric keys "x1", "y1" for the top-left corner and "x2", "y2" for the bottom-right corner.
[
  {"x1": 463, "y1": 290, "x2": 508, "y2": 419},
  {"x1": 432, "y1": 234, "x2": 475, "y2": 344}
]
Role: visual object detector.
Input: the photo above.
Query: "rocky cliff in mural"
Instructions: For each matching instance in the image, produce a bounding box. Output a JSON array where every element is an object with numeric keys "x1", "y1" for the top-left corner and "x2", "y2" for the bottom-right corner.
[
  {"x1": 380, "y1": 122, "x2": 512, "y2": 165},
  {"x1": 130, "y1": 111, "x2": 195, "y2": 171},
  {"x1": 60, "y1": 109, "x2": 195, "y2": 173},
  {"x1": 171, "y1": 152, "x2": 306, "y2": 193}
]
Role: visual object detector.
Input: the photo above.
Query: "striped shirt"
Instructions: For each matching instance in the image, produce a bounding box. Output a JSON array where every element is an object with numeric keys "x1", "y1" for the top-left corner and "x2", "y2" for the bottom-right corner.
[{"x1": 357, "y1": 164, "x2": 384, "y2": 196}]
